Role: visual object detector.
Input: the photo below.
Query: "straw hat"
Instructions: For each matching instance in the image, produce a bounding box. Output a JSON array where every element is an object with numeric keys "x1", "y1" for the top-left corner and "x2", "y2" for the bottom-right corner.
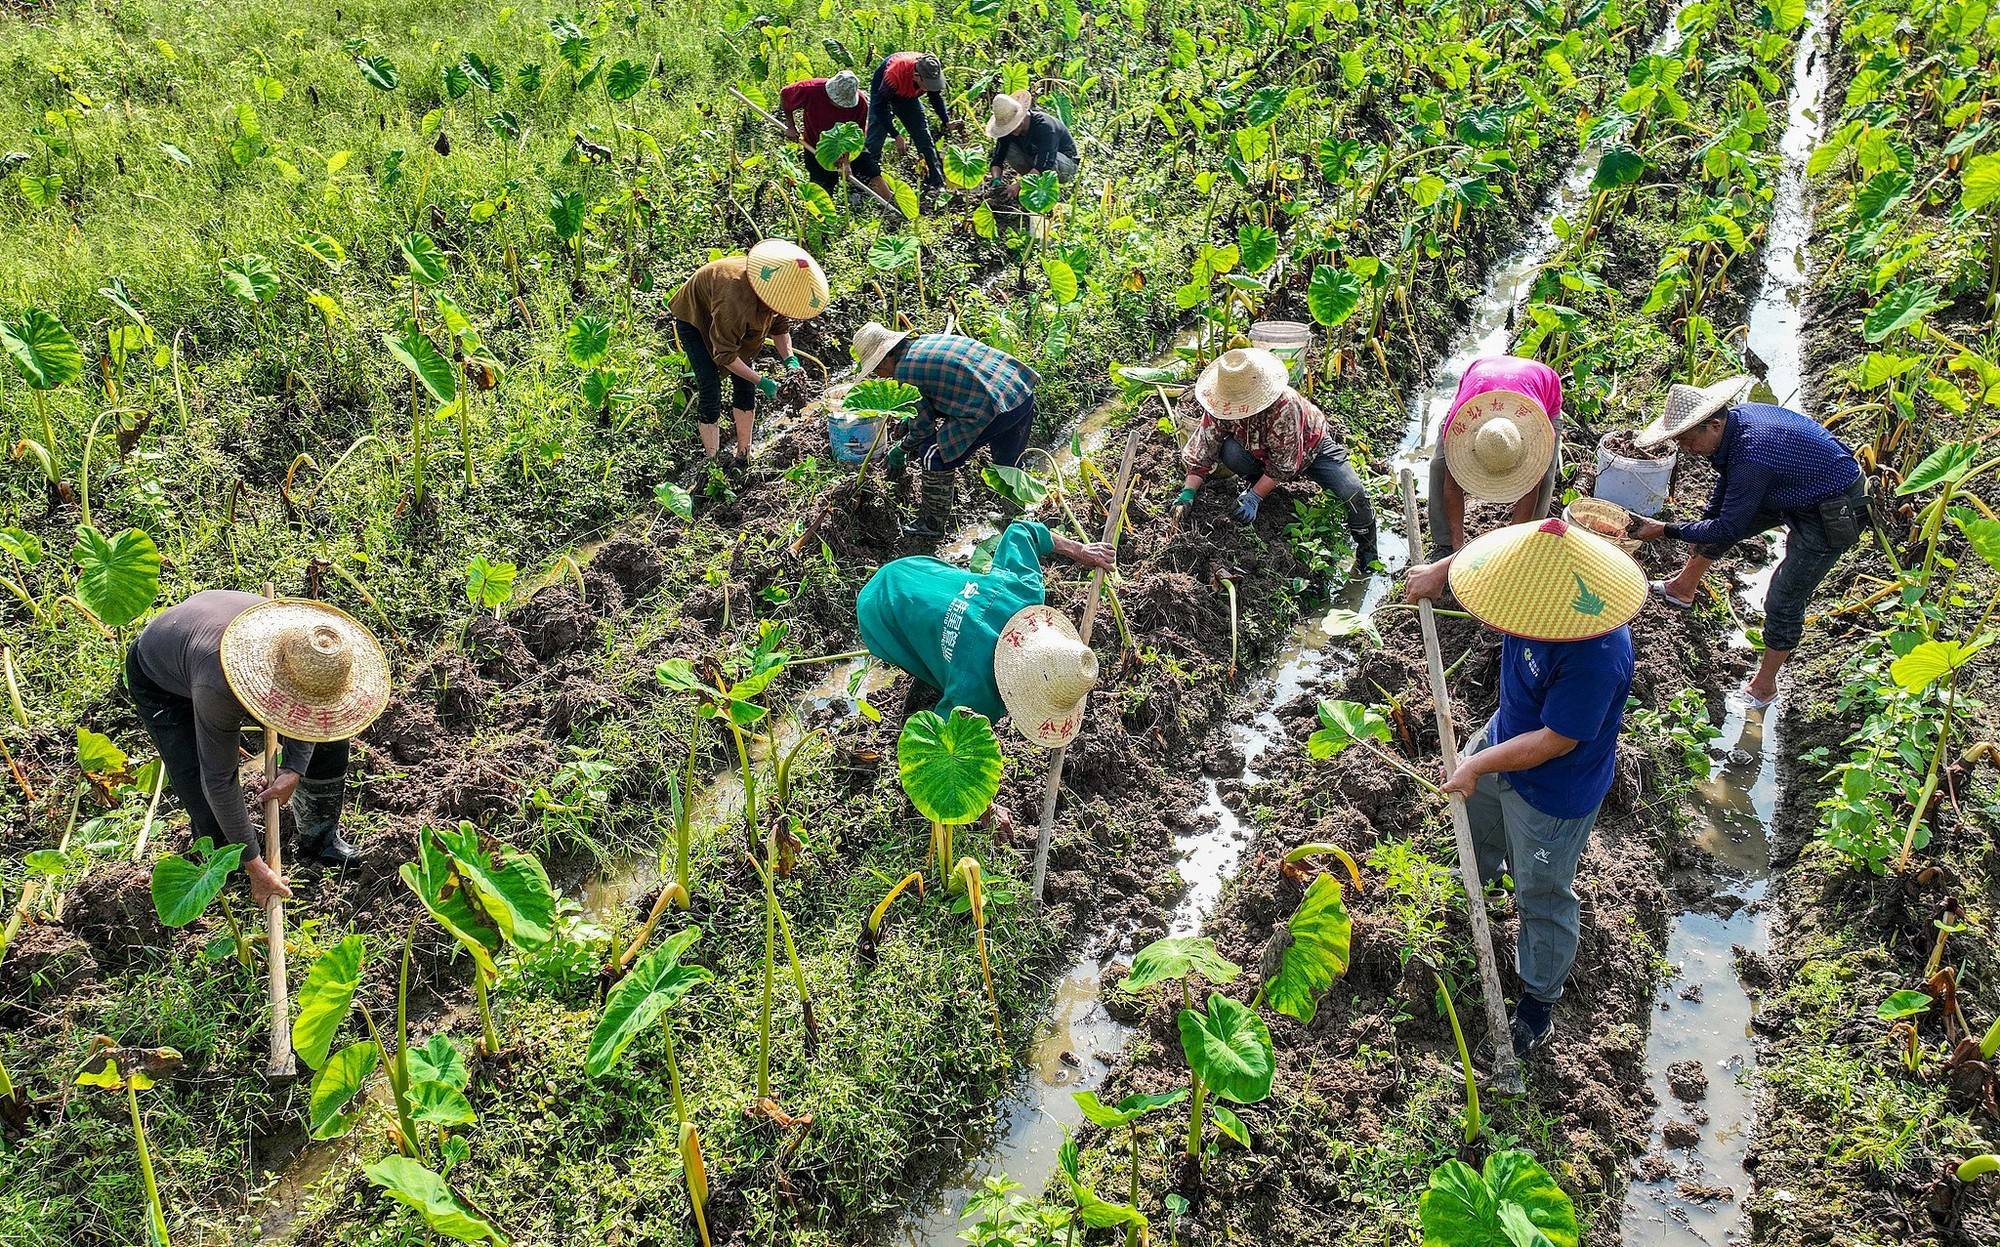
[
  {"x1": 745, "y1": 240, "x2": 830, "y2": 320},
  {"x1": 985, "y1": 90, "x2": 1032, "y2": 139},
  {"x1": 825, "y1": 70, "x2": 861, "y2": 110},
  {"x1": 853, "y1": 321, "x2": 912, "y2": 376},
  {"x1": 1447, "y1": 517, "x2": 1647, "y2": 642},
  {"x1": 993, "y1": 604, "x2": 1097, "y2": 748},
  {"x1": 1194, "y1": 348, "x2": 1290, "y2": 421},
  {"x1": 220, "y1": 600, "x2": 391, "y2": 743},
  {"x1": 1634, "y1": 375, "x2": 1752, "y2": 448},
  {"x1": 1442, "y1": 389, "x2": 1557, "y2": 503}
]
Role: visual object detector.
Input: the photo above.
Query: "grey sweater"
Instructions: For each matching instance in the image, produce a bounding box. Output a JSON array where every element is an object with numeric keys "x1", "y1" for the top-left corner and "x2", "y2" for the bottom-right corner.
[{"x1": 133, "y1": 590, "x2": 316, "y2": 859}]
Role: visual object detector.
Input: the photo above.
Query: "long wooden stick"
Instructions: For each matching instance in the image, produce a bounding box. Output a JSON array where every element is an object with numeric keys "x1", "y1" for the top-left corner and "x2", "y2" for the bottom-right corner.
[
  {"x1": 1031, "y1": 424, "x2": 1145, "y2": 905},
  {"x1": 727, "y1": 86, "x2": 900, "y2": 214},
  {"x1": 1398, "y1": 470, "x2": 1524, "y2": 1096},
  {"x1": 261, "y1": 580, "x2": 296, "y2": 1079}
]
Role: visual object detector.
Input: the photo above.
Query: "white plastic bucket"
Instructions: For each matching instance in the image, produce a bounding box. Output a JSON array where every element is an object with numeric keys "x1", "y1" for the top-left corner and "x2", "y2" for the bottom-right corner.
[
  {"x1": 828, "y1": 412, "x2": 885, "y2": 465},
  {"x1": 1249, "y1": 320, "x2": 1313, "y2": 382},
  {"x1": 1593, "y1": 433, "x2": 1677, "y2": 517}
]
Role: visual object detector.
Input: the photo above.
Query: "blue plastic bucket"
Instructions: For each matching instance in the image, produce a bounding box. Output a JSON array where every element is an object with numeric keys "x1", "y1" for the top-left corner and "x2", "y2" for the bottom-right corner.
[{"x1": 828, "y1": 412, "x2": 885, "y2": 465}]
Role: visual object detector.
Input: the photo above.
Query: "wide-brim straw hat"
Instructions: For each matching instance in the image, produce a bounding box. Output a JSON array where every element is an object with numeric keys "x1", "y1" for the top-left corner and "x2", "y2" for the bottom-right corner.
[
  {"x1": 1447, "y1": 518, "x2": 1647, "y2": 642},
  {"x1": 853, "y1": 321, "x2": 912, "y2": 376},
  {"x1": 1443, "y1": 389, "x2": 1557, "y2": 503},
  {"x1": 985, "y1": 89, "x2": 1032, "y2": 139},
  {"x1": 825, "y1": 70, "x2": 861, "y2": 110},
  {"x1": 220, "y1": 599, "x2": 391, "y2": 743},
  {"x1": 745, "y1": 240, "x2": 830, "y2": 320},
  {"x1": 1634, "y1": 375, "x2": 1752, "y2": 448},
  {"x1": 1194, "y1": 348, "x2": 1289, "y2": 421},
  {"x1": 994, "y1": 604, "x2": 1097, "y2": 748}
]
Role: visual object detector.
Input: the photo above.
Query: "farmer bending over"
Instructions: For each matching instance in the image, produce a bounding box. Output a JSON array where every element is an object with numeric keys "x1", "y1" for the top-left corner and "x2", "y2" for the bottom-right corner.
[
  {"x1": 778, "y1": 70, "x2": 869, "y2": 198},
  {"x1": 1627, "y1": 377, "x2": 1866, "y2": 708},
  {"x1": 1429, "y1": 356, "x2": 1563, "y2": 559},
  {"x1": 128, "y1": 592, "x2": 390, "y2": 907},
  {"x1": 980, "y1": 89, "x2": 1079, "y2": 205},
  {"x1": 856, "y1": 52, "x2": 954, "y2": 198},
  {"x1": 669, "y1": 239, "x2": 829, "y2": 471},
  {"x1": 854, "y1": 322, "x2": 1040, "y2": 542},
  {"x1": 1406, "y1": 519, "x2": 1643, "y2": 1058},
  {"x1": 859, "y1": 520, "x2": 1115, "y2": 829},
  {"x1": 1171, "y1": 347, "x2": 1379, "y2": 568}
]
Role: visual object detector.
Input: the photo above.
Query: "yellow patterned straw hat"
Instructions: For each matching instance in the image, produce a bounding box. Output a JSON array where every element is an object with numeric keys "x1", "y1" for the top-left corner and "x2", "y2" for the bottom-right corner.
[
  {"x1": 1447, "y1": 518, "x2": 1647, "y2": 642},
  {"x1": 221, "y1": 600, "x2": 391, "y2": 742},
  {"x1": 1442, "y1": 389, "x2": 1557, "y2": 503},
  {"x1": 993, "y1": 604, "x2": 1098, "y2": 748},
  {"x1": 745, "y1": 240, "x2": 830, "y2": 320}
]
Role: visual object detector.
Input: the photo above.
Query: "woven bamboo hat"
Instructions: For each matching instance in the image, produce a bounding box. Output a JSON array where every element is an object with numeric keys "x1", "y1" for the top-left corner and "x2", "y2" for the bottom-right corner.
[
  {"x1": 1635, "y1": 375, "x2": 1752, "y2": 448},
  {"x1": 745, "y1": 240, "x2": 830, "y2": 320},
  {"x1": 1447, "y1": 517, "x2": 1647, "y2": 642},
  {"x1": 825, "y1": 70, "x2": 861, "y2": 110},
  {"x1": 986, "y1": 90, "x2": 1033, "y2": 139},
  {"x1": 993, "y1": 604, "x2": 1097, "y2": 748},
  {"x1": 853, "y1": 321, "x2": 912, "y2": 375},
  {"x1": 1442, "y1": 389, "x2": 1557, "y2": 503},
  {"x1": 220, "y1": 600, "x2": 391, "y2": 742},
  {"x1": 1194, "y1": 348, "x2": 1289, "y2": 421}
]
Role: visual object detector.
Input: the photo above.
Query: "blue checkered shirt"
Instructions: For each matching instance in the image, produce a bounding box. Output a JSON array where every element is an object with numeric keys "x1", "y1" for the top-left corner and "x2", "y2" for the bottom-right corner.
[
  {"x1": 894, "y1": 334, "x2": 1038, "y2": 464},
  {"x1": 1666, "y1": 403, "x2": 1860, "y2": 547}
]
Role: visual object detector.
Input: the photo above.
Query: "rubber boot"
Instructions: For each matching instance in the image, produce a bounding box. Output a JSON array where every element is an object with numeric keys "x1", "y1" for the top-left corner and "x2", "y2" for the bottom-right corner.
[
  {"x1": 903, "y1": 470, "x2": 956, "y2": 544},
  {"x1": 293, "y1": 775, "x2": 358, "y2": 868},
  {"x1": 1347, "y1": 499, "x2": 1381, "y2": 570}
]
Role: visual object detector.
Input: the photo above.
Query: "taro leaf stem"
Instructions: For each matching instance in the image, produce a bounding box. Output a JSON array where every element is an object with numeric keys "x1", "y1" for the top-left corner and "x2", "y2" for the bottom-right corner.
[
  {"x1": 1183, "y1": 1072, "x2": 1207, "y2": 1166},
  {"x1": 661, "y1": 1019, "x2": 688, "y2": 1125},
  {"x1": 1897, "y1": 671, "x2": 1958, "y2": 871},
  {"x1": 128, "y1": 1082, "x2": 170, "y2": 1247},
  {"x1": 475, "y1": 968, "x2": 500, "y2": 1057},
  {"x1": 749, "y1": 851, "x2": 817, "y2": 1050},
  {"x1": 757, "y1": 835, "x2": 777, "y2": 1101},
  {"x1": 1433, "y1": 971, "x2": 1483, "y2": 1145}
]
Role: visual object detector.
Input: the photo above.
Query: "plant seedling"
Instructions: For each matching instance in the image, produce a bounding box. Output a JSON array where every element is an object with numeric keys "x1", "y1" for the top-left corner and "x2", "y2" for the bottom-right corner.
[
  {"x1": 1419, "y1": 1149, "x2": 1578, "y2": 1247},
  {"x1": 401, "y1": 822, "x2": 558, "y2": 1056},
  {"x1": 1433, "y1": 972, "x2": 1483, "y2": 1145},
  {"x1": 150, "y1": 837, "x2": 253, "y2": 968},
  {"x1": 954, "y1": 856, "x2": 1004, "y2": 1049},
  {"x1": 1212, "y1": 567, "x2": 1242, "y2": 680},
  {"x1": 1308, "y1": 699, "x2": 1444, "y2": 796},
  {"x1": 897, "y1": 708, "x2": 1004, "y2": 886},
  {"x1": 366, "y1": 1154, "x2": 511, "y2": 1246},
  {"x1": 73, "y1": 1038, "x2": 181, "y2": 1247},
  {"x1": 1056, "y1": 1134, "x2": 1149, "y2": 1239},
  {"x1": 1074, "y1": 1087, "x2": 1187, "y2": 1224},
  {"x1": 858, "y1": 870, "x2": 925, "y2": 966}
]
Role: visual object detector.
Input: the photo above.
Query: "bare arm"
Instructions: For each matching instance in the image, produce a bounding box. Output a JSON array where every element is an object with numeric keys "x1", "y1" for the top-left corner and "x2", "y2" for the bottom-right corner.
[
  {"x1": 1442, "y1": 727, "x2": 1578, "y2": 798},
  {"x1": 1051, "y1": 533, "x2": 1116, "y2": 572},
  {"x1": 1442, "y1": 471, "x2": 1468, "y2": 550}
]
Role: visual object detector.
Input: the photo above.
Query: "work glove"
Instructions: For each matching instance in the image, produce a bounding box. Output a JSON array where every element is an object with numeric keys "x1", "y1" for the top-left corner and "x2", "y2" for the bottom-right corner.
[
  {"x1": 784, "y1": 354, "x2": 803, "y2": 372},
  {"x1": 1171, "y1": 487, "x2": 1197, "y2": 519},
  {"x1": 1235, "y1": 488, "x2": 1261, "y2": 522},
  {"x1": 757, "y1": 375, "x2": 780, "y2": 399},
  {"x1": 885, "y1": 443, "x2": 908, "y2": 472}
]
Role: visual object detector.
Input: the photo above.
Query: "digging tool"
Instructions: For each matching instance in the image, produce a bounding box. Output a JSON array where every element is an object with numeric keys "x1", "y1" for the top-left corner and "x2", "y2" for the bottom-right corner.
[
  {"x1": 1396, "y1": 470, "x2": 1525, "y2": 1097},
  {"x1": 727, "y1": 87, "x2": 900, "y2": 214},
  {"x1": 1031, "y1": 423, "x2": 1145, "y2": 906},
  {"x1": 260, "y1": 580, "x2": 297, "y2": 1080}
]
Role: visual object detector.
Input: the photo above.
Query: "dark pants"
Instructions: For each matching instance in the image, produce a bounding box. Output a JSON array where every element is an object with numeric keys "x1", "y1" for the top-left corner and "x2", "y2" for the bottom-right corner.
[
  {"x1": 1428, "y1": 445, "x2": 1560, "y2": 560},
  {"x1": 804, "y1": 149, "x2": 842, "y2": 194},
  {"x1": 859, "y1": 64, "x2": 942, "y2": 189},
  {"x1": 1219, "y1": 438, "x2": 1378, "y2": 550},
  {"x1": 125, "y1": 645, "x2": 347, "y2": 852},
  {"x1": 676, "y1": 320, "x2": 755, "y2": 426},
  {"x1": 1696, "y1": 477, "x2": 1867, "y2": 652},
  {"x1": 914, "y1": 398, "x2": 1036, "y2": 472}
]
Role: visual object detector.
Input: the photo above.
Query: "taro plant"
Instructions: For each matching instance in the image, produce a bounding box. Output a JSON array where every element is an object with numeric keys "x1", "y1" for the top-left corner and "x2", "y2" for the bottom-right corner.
[
  {"x1": 1419, "y1": 1150, "x2": 1578, "y2": 1247},
  {"x1": 954, "y1": 855, "x2": 1005, "y2": 1048},
  {"x1": 897, "y1": 707, "x2": 1005, "y2": 885},
  {"x1": 1073, "y1": 1087, "x2": 1187, "y2": 1232},
  {"x1": 1056, "y1": 1134, "x2": 1148, "y2": 1241},
  {"x1": 857, "y1": 869, "x2": 925, "y2": 965},
  {"x1": 73, "y1": 1039, "x2": 181, "y2": 1247},
  {"x1": 365, "y1": 1154, "x2": 511, "y2": 1246},
  {"x1": 400, "y1": 821, "x2": 557, "y2": 1055},
  {"x1": 149, "y1": 837, "x2": 253, "y2": 969},
  {"x1": 1307, "y1": 699, "x2": 1444, "y2": 796},
  {"x1": 1, "y1": 306, "x2": 83, "y2": 497}
]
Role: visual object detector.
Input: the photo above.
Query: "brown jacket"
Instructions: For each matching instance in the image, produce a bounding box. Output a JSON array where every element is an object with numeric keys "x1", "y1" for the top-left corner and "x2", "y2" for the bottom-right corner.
[{"x1": 668, "y1": 257, "x2": 788, "y2": 368}]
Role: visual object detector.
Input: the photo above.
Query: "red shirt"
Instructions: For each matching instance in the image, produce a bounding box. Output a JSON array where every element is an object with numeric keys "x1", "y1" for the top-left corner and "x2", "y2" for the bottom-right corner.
[
  {"x1": 883, "y1": 52, "x2": 926, "y2": 98},
  {"x1": 779, "y1": 78, "x2": 869, "y2": 144}
]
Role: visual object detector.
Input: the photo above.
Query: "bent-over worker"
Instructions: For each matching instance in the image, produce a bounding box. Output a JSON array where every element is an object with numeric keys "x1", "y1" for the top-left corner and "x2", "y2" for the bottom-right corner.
[
  {"x1": 1429, "y1": 356, "x2": 1564, "y2": 559},
  {"x1": 669, "y1": 240, "x2": 829, "y2": 470},
  {"x1": 853, "y1": 322, "x2": 1041, "y2": 541},
  {"x1": 128, "y1": 592, "x2": 391, "y2": 908},
  {"x1": 857, "y1": 52, "x2": 953, "y2": 197},
  {"x1": 1172, "y1": 347, "x2": 1379, "y2": 567},
  {"x1": 1627, "y1": 377, "x2": 1866, "y2": 708},
  {"x1": 980, "y1": 90, "x2": 1079, "y2": 203},
  {"x1": 778, "y1": 70, "x2": 869, "y2": 196},
  {"x1": 1406, "y1": 518, "x2": 1644, "y2": 1058}
]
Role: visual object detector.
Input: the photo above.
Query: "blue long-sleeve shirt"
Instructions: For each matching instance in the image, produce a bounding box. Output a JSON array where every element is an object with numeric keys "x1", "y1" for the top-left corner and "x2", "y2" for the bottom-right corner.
[{"x1": 1665, "y1": 404, "x2": 1859, "y2": 548}]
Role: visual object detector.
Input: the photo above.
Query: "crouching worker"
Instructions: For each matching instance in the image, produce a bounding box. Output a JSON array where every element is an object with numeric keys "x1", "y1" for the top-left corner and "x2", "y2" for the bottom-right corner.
[
  {"x1": 1627, "y1": 377, "x2": 1866, "y2": 709},
  {"x1": 1429, "y1": 355, "x2": 1564, "y2": 559},
  {"x1": 1405, "y1": 519, "x2": 1644, "y2": 1058},
  {"x1": 853, "y1": 322, "x2": 1040, "y2": 541},
  {"x1": 979, "y1": 89, "x2": 1079, "y2": 206},
  {"x1": 1171, "y1": 347, "x2": 1379, "y2": 567},
  {"x1": 670, "y1": 239, "x2": 830, "y2": 470},
  {"x1": 128, "y1": 592, "x2": 391, "y2": 907}
]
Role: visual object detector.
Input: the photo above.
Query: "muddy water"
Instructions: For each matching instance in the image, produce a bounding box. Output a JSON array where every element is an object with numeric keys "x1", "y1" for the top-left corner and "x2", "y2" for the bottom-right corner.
[{"x1": 1619, "y1": 7, "x2": 1827, "y2": 1245}]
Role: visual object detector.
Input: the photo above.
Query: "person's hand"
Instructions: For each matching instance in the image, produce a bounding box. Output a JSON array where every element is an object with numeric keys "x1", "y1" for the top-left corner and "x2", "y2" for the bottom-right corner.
[
  {"x1": 250, "y1": 768, "x2": 300, "y2": 808},
  {"x1": 884, "y1": 443, "x2": 908, "y2": 472},
  {"x1": 784, "y1": 354, "x2": 803, "y2": 372},
  {"x1": 894, "y1": 135, "x2": 911, "y2": 157},
  {"x1": 1235, "y1": 488, "x2": 1261, "y2": 522},
  {"x1": 782, "y1": 124, "x2": 800, "y2": 142},
  {"x1": 757, "y1": 375, "x2": 780, "y2": 399},
  {"x1": 1405, "y1": 559, "x2": 1451, "y2": 602},
  {"x1": 1630, "y1": 518, "x2": 1667, "y2": 541},
  {"x1": 947, "y1": 117, "x2": 966, "y2": 137},
  {"x1": 1441, "y1": 759, "x2": 1480, "y2": 801},
  {"x1": 1171, "y1": 486, "x2": 1197, "y2": 520},
  {"x1": 246, "y1": 857, "x2": 294, "y2": 909},
  {"x1": 984, "y1": 802, "x2": 1016, "y2": 841},
  {"x1": 1072, "y1": 542, "x2": 1117, "y2": 572}
]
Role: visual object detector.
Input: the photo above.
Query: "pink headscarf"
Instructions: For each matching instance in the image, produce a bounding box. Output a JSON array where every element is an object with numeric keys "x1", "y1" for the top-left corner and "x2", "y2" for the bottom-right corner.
[{"x1": 1441, "y1": 356, "x2": 1563, "y2": 435}]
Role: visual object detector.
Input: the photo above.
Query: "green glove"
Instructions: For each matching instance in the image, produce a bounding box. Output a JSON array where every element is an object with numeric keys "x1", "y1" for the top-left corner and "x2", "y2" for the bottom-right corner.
[
  {"x1": 885, "y1": 443, "x2": 908, "y2": 471},
  {"x1": 1172, "y1": 486, "x2": 1197, "y2": 515},
  {"x1": 757, "y1": 375, "x2": 780, "y2": 399},
  {"x1": 784, "y1": 354, "x2": 803, "y2": 372}
]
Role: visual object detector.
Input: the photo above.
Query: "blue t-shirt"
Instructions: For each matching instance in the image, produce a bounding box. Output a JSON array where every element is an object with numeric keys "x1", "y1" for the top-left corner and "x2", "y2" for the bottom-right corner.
[{"x1": 1489, "y1": 627, "x2": 1635, "y2": 818}]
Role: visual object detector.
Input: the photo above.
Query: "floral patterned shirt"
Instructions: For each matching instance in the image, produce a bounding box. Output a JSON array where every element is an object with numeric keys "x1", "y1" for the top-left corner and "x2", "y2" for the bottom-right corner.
[{"x1": 1183, "y1": 389, "x2": 1329, "y2": 482}]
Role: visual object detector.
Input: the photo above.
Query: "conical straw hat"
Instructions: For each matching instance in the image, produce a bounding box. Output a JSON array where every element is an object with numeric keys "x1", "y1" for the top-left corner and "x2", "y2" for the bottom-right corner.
[
  {"x1": 1634, "y1": 375, "x2": 1752, "y2": 448},
  {"x1": 993, "y1": 604, "x2": 1097, "y2": 748},
  {"x1": 1442, "y1": 388, "x2": 1557, "y2": 503},
  {"x1": 220, "y1": 599, "x2": 391, "y2": 742},
  {"x1": 1447, "y1": 518, "x2": 1647, "y2": 642},
  {"x1": 986, "y1": 90, "x2": 1032, "y2": 139},
  {"x1": 1194, "y1": 348, "x2": 1289, "y2": 421},
  {"x1": 746, "y1": 240, "x2": 830, "y2": 320}
]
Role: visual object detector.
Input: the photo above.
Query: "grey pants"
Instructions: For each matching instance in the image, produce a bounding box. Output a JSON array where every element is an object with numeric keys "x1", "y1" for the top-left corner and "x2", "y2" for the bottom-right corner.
[
  {"x1": 1463, "y1": 719, "x2": 1601, "y2": 1004},
  {"x1": 1694, "y1": 476, "x2": 1866, "y2": 653},
  {"x1": 1427, "y1": 447, "x2": 1559, "y2": 560},
  {"x1": 1218, "y1": 437, "x2": 1378, "y2": 552}
]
